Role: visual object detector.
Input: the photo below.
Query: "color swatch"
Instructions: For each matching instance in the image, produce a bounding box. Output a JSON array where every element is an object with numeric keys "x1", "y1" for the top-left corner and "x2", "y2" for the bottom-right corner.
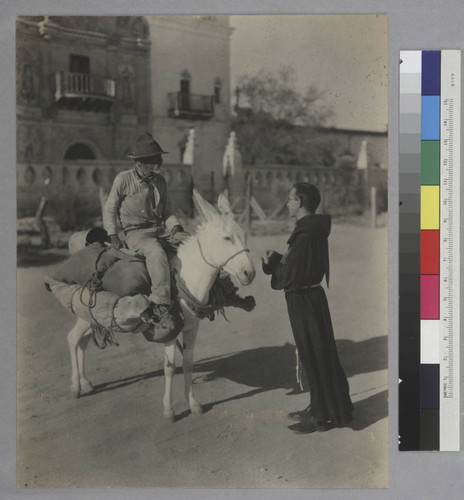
[{"x1": 399, "y1": 50, "x2": 460, "y2": 451}]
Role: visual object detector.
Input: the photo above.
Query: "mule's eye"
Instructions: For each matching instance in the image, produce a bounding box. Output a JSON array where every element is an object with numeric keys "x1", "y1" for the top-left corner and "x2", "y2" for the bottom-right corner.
[{"x1": 224, "y1": 236, "x2": 232, "y2": 242}]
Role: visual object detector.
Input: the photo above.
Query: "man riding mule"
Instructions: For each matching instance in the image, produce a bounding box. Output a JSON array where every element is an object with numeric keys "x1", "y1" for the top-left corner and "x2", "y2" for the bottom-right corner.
[
  {"x1": 103, "y1": 132, "x2": 186, "y2": 328},
  {"x1": 45, "y1": 190, "x2": 256, "y2": 421}
]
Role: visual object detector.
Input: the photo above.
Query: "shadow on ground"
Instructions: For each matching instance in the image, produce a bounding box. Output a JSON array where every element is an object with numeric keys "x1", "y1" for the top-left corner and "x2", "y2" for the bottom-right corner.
[
  {"x1": 348, "y1": 389, "x2": 388, "y2": 431},
  {"x1": 337, "y1": 336, "x2": 388, "y2": 378},
  {"x1": 194, "y1": 336, "x2": 387, "y2": 389},
  {"x1": 87, "y1": 336, "x2": 388, "y2": 427}
]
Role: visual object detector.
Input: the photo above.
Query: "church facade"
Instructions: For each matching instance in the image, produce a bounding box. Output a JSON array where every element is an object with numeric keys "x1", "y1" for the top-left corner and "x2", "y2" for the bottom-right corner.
[{"x1": 16, "y1": 15, "x2": 233, "y2": 219}]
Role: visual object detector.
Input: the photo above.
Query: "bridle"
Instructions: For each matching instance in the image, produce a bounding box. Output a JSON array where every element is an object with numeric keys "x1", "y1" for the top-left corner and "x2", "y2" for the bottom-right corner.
[{"x1": 197, "y1": 234, "x2": 251, "y2": 272}]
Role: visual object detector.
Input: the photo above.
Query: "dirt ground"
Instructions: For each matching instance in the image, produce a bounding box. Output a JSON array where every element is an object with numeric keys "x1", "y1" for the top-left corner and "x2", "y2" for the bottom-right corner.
[{"x1": 17, "y1": 219, "x2": 388, "y2": 489}]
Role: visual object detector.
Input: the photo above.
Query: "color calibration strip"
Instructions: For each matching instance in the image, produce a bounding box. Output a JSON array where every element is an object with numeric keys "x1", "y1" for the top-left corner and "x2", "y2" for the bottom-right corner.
[{"x1": 399, "y1": 50, "x2": 460, "y2": 451}]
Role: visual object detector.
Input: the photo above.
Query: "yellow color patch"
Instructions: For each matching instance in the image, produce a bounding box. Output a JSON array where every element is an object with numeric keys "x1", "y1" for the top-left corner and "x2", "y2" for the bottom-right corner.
[{"x1": 421, "y1": 185, "x2": 440, "y2": 229}]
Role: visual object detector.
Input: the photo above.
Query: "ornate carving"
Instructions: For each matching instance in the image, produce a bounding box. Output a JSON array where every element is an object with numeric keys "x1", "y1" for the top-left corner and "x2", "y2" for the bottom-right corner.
[
  {"x1": 38, "y1": 16, "x2": 54, "y2": 40},
  {"x1": 46, "y1": 16, "x2": 149, "y2": 40},
  {"x1": 17, "y1": 125, "x2": 43, "y2": 163},
  {"x1": 116, "y1": 17, "x2": 130, "y2": 30},
  {"x1": 118, "y1": 64, "x2": 135, "y2": 108},
  {"x1": 16, "y1": 48, "x2": 39, "y2": 105},
  {"x1": 130, "y1": 17, "x2": 149, "y2": 39},
  {"x1": 24, "y1": 166, "x2": 36, "y2": 185}
]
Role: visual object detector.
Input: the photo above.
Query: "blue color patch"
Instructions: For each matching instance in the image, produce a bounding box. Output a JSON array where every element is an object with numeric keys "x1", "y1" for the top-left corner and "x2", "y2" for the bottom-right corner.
[
  {"x1": 421, "y1": 96, "x2": 440, "y2": 140},
  {"x1": 422, "y1": 51, "x2": 441, "y2": 95}
]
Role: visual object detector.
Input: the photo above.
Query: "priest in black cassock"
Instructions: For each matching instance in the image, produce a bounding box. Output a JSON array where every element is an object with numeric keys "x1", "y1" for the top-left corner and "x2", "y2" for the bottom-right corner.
[{"x1": 262, "y1": 182, "x2": 353, "y2": 433}]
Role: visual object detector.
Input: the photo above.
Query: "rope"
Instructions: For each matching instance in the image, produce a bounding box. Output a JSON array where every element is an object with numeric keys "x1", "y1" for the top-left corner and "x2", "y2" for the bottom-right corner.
[
  {"x1": 67, "y1": 245, "x2": 147, "y2": 349},
  {"x1": 173, "y1": 270, "x2": 231, "y2": 322},
  {"x1": 109, "y1": 298, "x2": 143, "y2": 335},
  {"x1": 197, "y1": 235, "x2": 251, "y2": 271},
  {"x1": 73, "y1": 246, "x2": 121, "y2": 349},
  {"x1": 76, "y1": 276, "x2": 116, "y2": 349}
]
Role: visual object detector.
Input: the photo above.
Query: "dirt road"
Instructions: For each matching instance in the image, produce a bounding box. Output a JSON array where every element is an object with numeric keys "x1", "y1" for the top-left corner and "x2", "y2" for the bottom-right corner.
[{"x1": 17, "y1": 221, "x2": 388, "y2": 488}]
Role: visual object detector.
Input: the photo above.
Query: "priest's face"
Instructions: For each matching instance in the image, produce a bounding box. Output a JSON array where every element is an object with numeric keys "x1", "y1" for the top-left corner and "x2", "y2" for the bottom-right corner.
[{"x1": 287, "y1": 187, "x2": 300, "y2": 218}]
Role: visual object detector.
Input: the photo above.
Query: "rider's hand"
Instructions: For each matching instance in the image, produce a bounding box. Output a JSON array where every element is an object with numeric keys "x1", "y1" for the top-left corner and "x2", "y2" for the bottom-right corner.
[
  {"x1": 171, "y1": 224, "x2": 184, "y2": 235},
  {"x1": 169, "y1": 231, "x2": 189, "y2": 246},
  {"x1": 110, "y1": 234, "x2": 123, "y2": 250}
]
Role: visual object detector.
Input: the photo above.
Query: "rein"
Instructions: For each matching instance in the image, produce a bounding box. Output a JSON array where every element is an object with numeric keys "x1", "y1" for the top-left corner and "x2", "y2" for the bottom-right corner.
[{"x1": 196, "y1": 235, "x2": 250, "y2": 272}]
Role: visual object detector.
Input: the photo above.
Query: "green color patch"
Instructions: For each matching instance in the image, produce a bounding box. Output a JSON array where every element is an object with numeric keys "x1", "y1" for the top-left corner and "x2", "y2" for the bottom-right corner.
[{"x1": 421, "y1": 141, "x2": 440, "y2": 185}]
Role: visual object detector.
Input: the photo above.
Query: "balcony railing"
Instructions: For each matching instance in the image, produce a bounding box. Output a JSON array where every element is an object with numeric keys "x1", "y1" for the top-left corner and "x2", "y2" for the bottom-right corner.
[
  {"x1": 168, "y1": 92, "x2": 214, "y2": 119},
  {"x1": 55, "y1": 72, "x2": 116, "y2": 109}
]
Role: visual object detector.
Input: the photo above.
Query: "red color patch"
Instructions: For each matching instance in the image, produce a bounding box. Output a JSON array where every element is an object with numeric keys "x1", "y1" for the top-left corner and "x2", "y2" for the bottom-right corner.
[{"x1": 421, "y1": 230, "x2": 439, "y2": 275}]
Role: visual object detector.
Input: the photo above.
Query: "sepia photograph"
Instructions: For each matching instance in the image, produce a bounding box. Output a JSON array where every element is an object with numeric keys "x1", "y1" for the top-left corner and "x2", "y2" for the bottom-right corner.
[{"x1": 16, "y1": 14, "x2": 388, "y2": 488}]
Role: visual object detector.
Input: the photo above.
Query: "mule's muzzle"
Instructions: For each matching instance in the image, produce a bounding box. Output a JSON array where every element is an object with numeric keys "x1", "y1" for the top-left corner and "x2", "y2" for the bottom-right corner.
[{"x1": 236, "y1": 267, "x2": 256, "y2": 286}]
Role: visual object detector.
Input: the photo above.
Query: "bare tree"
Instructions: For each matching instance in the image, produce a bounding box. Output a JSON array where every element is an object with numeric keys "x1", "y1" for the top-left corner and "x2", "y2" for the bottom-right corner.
[
  {"x1": 233, "y1": 66, "x2": 338, "y2": 165},
  {"x1": 236, "y1": 65, "x2": 333, "y2": 126}
]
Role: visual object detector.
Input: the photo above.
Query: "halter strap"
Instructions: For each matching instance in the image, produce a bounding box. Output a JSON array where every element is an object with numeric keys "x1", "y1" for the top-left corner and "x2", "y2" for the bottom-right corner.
[{"x1": 197, "y1": 236, "x2": 250, "y2": 271}]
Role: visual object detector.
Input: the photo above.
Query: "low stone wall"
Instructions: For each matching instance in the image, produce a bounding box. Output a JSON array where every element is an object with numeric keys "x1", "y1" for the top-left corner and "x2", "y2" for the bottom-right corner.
[
  {"x1": 244, "y1": 165, "x2": 387, "y2": 216},
  {"x1": 17, "y1": 161, "x2": 194, "y2": 229}
]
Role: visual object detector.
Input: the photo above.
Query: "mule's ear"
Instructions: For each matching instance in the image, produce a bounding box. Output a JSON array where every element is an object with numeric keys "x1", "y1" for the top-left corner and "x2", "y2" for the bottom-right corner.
[
  {"x1": 217, "y1": 192, "x2": 233, "y2": 217},
  {"x1": 193, "y1": 188, "x2": 219, "y2": 220}
]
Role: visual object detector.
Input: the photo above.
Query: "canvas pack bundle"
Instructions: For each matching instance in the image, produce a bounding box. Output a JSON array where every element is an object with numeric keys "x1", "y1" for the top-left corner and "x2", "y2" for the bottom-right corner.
[
  {"x1": 44, "y1": 276, "x2": 148, "y2": 332},
  {"x1": 49, "y1": 242, "x2": 151, "y2": 297}
]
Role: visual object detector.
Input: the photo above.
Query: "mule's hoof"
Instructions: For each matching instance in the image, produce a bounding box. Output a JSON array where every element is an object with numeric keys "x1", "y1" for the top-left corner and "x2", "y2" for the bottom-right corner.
[
  {"x1": 70, "y1": 386, "x2": 81, "y2": 399},
  {"x1": 163, "y1": 409, "x2": 176, "y2": 422},
  {"x1": 80, "y1": 381, "x2": 94, "y2": 395},
  {"x1": 190, "y1": 403, "x2": 204, "y2": 416}
]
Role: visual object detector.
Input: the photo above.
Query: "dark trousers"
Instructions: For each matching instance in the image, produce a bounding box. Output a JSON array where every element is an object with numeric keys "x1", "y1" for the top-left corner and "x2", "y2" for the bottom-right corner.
[{"x1": 286, "y1": 287, "x2": 353, "y2": 426}]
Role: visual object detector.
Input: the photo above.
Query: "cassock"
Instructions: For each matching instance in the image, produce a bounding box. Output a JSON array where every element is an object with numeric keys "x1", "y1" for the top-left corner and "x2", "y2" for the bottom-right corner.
[{"x1": 263, "y1": 214, "x2": 353, "y2": 426}]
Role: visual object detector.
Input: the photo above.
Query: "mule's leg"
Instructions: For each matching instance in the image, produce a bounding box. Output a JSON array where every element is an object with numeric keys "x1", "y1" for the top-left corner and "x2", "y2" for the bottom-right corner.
[
  {"x1": 67, "y1": 318, "x2": 92, "y2": 398},
  {"x1": 182, "y1": 322, "x2": 203, "y2": 415},
  {"x1": 77, "y1": 331, "x2": 94, "y2": 395},
  {"x1": 163, "y1": 340, "x2": 177, "y2": 422}
]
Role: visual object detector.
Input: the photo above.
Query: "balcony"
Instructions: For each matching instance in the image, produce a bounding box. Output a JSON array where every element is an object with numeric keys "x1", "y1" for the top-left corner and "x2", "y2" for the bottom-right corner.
[
  {"x1": 54, "y1": 72, "x2": 116, "y2": 112},
  {"x1": 168, "y1": 92, "x2": 214, "y2": 120}
]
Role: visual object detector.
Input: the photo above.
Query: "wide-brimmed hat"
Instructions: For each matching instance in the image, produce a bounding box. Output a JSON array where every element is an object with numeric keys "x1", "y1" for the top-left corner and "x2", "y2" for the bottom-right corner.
[{"x1": 128, "y1": 133, "x2": 169, "y2": 159}]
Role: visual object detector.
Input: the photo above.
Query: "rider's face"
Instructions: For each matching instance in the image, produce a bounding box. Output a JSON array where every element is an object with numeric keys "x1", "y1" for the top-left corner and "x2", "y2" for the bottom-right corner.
[{"x1": 138, "y1": 155, "x2": 163, "y2": 175}]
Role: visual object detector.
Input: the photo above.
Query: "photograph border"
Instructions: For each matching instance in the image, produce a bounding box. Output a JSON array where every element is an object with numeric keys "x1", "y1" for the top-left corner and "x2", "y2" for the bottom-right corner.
[{"x1": 2, "y1": 0, "x2": 464, "y2": 499}]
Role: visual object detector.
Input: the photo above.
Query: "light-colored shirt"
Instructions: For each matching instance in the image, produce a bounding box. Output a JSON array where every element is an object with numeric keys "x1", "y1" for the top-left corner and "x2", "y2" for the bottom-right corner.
[{"x1": 103, "y1": 168, "x2": 180, "y2": 235}]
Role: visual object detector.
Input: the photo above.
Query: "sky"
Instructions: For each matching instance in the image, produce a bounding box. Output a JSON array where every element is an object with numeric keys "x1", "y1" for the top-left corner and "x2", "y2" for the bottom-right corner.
[{"x1": 229, "y1": 15, "x2": 388, "y2": 132}]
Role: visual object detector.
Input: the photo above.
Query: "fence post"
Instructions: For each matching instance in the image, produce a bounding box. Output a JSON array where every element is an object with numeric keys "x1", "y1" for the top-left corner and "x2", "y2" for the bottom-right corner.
[
  {"x1": 189, "y1": 173, "x2": 194, "y2": 219},
  {"x1": 35, "y1": 196, "x2": 50, "y2": 248},
  {"x1": 244, "y1": 172, "x2": 252, "y2": 233},
  {"x1": 210, "y1": 171, "x2": 216, "y2": 202},
  {"x1": 370, "y1": 186, "x2": 377, "y2": 229}
]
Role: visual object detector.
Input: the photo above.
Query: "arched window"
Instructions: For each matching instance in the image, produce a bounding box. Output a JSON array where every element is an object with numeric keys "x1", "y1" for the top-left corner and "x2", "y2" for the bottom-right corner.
[
  {"x1": 214, "y1": 77, "x2": 222, "y2": 104},
  {"x1": 180, "y1": 70, "x2": 191, "y2": 110},
  {"x1": 180, "y1": 69, "x2": 191, "y2": 93},
  {"x1": 64, "y1": 143, "x2": 96, "y2": 160}
]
